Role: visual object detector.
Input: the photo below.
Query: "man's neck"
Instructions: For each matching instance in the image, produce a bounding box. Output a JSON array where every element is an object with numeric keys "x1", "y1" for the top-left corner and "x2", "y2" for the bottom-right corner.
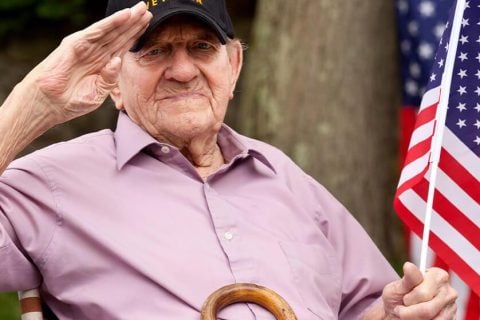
[
  {"x1": 148, "y1": 129, "x2": 223, "y2": 181},
  {"x1": 181, "y1": 138, "x2": 225, "y2": 181}
]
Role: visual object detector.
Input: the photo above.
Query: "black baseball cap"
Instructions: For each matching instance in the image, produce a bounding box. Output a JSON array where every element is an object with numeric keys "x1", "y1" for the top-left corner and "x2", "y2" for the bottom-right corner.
[{"x1": 106, "y1": 0, "x2": 235, "y2": 52}]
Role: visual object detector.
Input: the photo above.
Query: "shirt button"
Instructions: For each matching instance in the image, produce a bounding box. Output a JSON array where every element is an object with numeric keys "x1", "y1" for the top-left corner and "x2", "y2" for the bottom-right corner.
[
  {"x1": 224, "y1": 231, "x2": 234, "y2": 241},
  {"x1": 160, "y1": 146, "x2": 170, "y2": 154}
]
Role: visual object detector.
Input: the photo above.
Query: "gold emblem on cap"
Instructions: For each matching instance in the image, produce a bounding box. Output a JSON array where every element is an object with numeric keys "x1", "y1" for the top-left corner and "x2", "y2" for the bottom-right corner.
[{"x1": 144, "y1": 0, "x2": 203, "y2": 8}]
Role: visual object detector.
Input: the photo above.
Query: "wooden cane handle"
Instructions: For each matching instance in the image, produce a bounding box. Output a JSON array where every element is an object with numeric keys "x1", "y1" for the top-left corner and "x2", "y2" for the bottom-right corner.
[{"x1": 200, "y1": 283, "x2": 297, "y2": 320}]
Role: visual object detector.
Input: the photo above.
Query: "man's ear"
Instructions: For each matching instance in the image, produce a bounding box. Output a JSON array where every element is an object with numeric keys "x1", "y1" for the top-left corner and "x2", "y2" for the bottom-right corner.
[
  {"x1": 110, "y1": 87, "x2": 124, "y2": 110},
  {"x1": 227, "y1": 40, "x2": 244, "y2": 99}
]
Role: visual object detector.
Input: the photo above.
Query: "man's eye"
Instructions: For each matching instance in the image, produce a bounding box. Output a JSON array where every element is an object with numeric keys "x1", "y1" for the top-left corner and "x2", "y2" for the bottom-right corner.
[
  {"x1": 193, "y1": 42, "x2": 213, "y2": 50},
  {"x1": 142, "y1": 47, "x2": 170, "y2": 58},
  {"x1": 145, "y1": 48, "x2": 162, "y2": 56}
]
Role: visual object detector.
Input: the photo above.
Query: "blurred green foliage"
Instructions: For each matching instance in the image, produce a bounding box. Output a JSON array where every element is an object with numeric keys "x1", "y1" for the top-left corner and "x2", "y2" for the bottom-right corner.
[
  {"x1": 0, "y1": 0, "x2": 84, "y2": 18},
  {"x1": 0, "y1": 0, "x2": 106, "y2": 40},
  {"x1": 0, "y1": 293, "x2": 20, "y2": 319}
]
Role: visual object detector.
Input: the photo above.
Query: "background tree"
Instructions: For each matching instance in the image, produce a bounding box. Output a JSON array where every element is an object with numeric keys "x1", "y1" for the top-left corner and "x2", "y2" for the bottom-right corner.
[{"x1": 232, "y1": 0, "x2": 404, "y2": 261}]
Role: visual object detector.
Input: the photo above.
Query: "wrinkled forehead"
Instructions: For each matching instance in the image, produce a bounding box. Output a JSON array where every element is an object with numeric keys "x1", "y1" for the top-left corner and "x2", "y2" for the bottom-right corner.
[{"x1": 144, "y1": 16, "x2": 221, "y2": 46}]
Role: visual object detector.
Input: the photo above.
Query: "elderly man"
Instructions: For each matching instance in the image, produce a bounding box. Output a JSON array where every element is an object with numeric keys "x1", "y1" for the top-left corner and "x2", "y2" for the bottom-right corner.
[{"x1": 0, "y1": 0, "x2": 457, "y2": 319}]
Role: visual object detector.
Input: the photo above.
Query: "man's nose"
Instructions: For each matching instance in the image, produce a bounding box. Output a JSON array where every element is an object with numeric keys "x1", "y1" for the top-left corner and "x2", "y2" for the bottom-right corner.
[{"x1": 164, "y1": 49, "x2": 199, "y2": 82}]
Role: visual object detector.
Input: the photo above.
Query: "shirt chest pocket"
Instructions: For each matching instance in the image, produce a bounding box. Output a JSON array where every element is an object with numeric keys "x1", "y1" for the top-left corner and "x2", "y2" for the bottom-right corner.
[{"x1": 279, "y1": 241, "x2": 342, "y2": 319}]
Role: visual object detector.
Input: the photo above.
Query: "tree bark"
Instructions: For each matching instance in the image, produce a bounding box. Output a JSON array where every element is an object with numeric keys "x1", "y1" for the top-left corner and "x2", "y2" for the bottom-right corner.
[{"x1": 236, "y1": 0, "x2": 403, "y2": 259}]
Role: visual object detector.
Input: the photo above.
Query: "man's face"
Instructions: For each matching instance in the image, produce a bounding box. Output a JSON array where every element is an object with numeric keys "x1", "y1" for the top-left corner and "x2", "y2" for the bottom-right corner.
[{"x1": 112, "y1": 17, "x2": 242, "y2": 145}]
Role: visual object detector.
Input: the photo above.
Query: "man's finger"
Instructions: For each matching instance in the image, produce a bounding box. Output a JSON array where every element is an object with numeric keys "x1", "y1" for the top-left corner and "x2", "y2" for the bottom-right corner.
[
  {"x1": 399, "y1": 262, "x2": 424, "y2": 296},
  {"x1": 107, "y1": 10, "x2": 152, "y2": 55},
  {"x1": 403, "y1": 267, "x2": 451, "y2": 306},
  {"x1": 94, "y1": 56, "x2": 123, "y2": 103},
  {"x1": 395, "y1": 289, "x2": 457, "y2": 320},
  {"x1": 113, "y1": 22, "x2": 150, "y2": 58},
  {"x1": 80, "y1": 1, "x2": 150, "y2": 52},
  {"x1": 62, "y1": 5, "x2": 150, "y2": 66},
  {"x1": 85, "y1": 1, "x2": 148, "y2": 41},
  {"x1": 433, "y1": 301, "x2": 457, "y2": 320}
]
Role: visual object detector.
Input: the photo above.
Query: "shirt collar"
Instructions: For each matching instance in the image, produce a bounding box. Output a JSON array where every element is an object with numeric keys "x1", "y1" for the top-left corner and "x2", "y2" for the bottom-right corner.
[
  {"x1": 216, "y1": 125, "x2": 277, "y2": 174},
  {"x1": 114, "y1": 112, "x2": 276, "y2": 174},
  {"x1": 114, "y1": 112, "x2": 159, "y2": 170},
  {"x1": 216, "y1": 125, "x2": 244, "y2": 162}
]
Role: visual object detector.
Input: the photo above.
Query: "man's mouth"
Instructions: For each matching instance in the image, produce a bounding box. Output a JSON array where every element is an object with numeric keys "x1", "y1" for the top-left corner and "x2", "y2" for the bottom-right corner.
[{"x1": 162, "y1": 92, "x2": 205, "y2": 101}]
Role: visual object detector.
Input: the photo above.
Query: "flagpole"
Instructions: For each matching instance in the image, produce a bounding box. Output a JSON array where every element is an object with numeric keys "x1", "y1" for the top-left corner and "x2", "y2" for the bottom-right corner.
[{"x1": 419, "y1": 0, "x2": 466, "y2": 273}]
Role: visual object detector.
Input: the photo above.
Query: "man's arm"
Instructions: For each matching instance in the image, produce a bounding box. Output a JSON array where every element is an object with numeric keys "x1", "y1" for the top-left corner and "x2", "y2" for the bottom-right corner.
[
  {"x1": 362, "y1": 262, "x2": 458, "y2": 319},
  {"x1": 0, "y1": 1, "x2": 152, "y2": 174}
]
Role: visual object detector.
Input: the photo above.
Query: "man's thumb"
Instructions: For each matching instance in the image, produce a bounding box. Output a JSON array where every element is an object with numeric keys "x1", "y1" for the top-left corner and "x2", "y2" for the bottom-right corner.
[
  {"x1": 400, "y1": 261, "x2": 424, "y2": 294},
  {"x1": 95, "y1": 56, "x2": 122, "y2": 102}
]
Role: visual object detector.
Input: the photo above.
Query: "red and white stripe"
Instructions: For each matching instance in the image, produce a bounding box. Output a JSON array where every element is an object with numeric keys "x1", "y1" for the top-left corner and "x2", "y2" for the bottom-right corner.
[{"x1": 394, "y1": 84, "x2": 480, "y2": 295}]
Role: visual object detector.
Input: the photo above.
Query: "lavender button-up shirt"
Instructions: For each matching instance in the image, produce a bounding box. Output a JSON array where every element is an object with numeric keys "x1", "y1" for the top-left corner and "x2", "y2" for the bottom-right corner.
[{"x1": 0, "y1": 112, "x2": 398, "y2": 319}]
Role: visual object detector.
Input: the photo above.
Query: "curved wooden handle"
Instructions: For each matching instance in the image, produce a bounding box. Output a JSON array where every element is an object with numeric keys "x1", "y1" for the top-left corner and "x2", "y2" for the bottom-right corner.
[{"x1": 201, "y1": 283, "x2": 298, "y2": 320}]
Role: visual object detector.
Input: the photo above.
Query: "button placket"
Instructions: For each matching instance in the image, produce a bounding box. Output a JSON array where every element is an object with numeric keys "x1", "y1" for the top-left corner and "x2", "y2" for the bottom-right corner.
[
  {"x1": 203, "y1": 183, "x2": 257, "y2": 289},
  {"x1": 204, "y1": 186, "x2": 236, "y2": 244}
]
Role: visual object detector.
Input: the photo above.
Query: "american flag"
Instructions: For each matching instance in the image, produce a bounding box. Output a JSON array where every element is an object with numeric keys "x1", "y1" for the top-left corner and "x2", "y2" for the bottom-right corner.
[
  {"x1": 394, "y1": 0, "x2": 480, "y2": 316},
  {"x1": 396, "y1": 0, "x2": 453, "y2": 160}
]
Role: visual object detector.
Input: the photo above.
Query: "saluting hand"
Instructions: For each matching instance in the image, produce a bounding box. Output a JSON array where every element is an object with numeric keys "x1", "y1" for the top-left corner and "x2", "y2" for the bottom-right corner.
[{"x1": 22, "y1": 1, "x2": 151, "y2": 125}]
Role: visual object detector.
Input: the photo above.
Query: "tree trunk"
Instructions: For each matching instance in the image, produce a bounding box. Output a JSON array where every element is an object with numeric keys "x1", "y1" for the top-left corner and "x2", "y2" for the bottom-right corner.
[{"x1": 235, "y1": 0, "x2": 403, "y2": 260}]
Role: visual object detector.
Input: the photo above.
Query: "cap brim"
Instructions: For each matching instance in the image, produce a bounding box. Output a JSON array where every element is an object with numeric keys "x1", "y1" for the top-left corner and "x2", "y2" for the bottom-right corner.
[{"x1": 130, "y1": 9, "x2": 229, "y2": 52}]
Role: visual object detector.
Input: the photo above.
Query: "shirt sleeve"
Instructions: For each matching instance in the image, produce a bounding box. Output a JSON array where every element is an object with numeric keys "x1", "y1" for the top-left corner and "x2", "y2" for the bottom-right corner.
[
  {"x1": 0, "y1": 155, "x2": 59, "y2": 292},
  {"x1": 302, "y1": 174, "x2": 399, "y2": 319}
]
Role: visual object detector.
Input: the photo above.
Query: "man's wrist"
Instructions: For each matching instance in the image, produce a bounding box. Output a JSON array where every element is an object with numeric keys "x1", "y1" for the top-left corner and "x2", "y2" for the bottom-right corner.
[
  {"x1": 361, "y1": 300, "x2": 394, "y2": 320},
  {"x1": 0, "y1": 80, "x2": 55, "y2": 171}
]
